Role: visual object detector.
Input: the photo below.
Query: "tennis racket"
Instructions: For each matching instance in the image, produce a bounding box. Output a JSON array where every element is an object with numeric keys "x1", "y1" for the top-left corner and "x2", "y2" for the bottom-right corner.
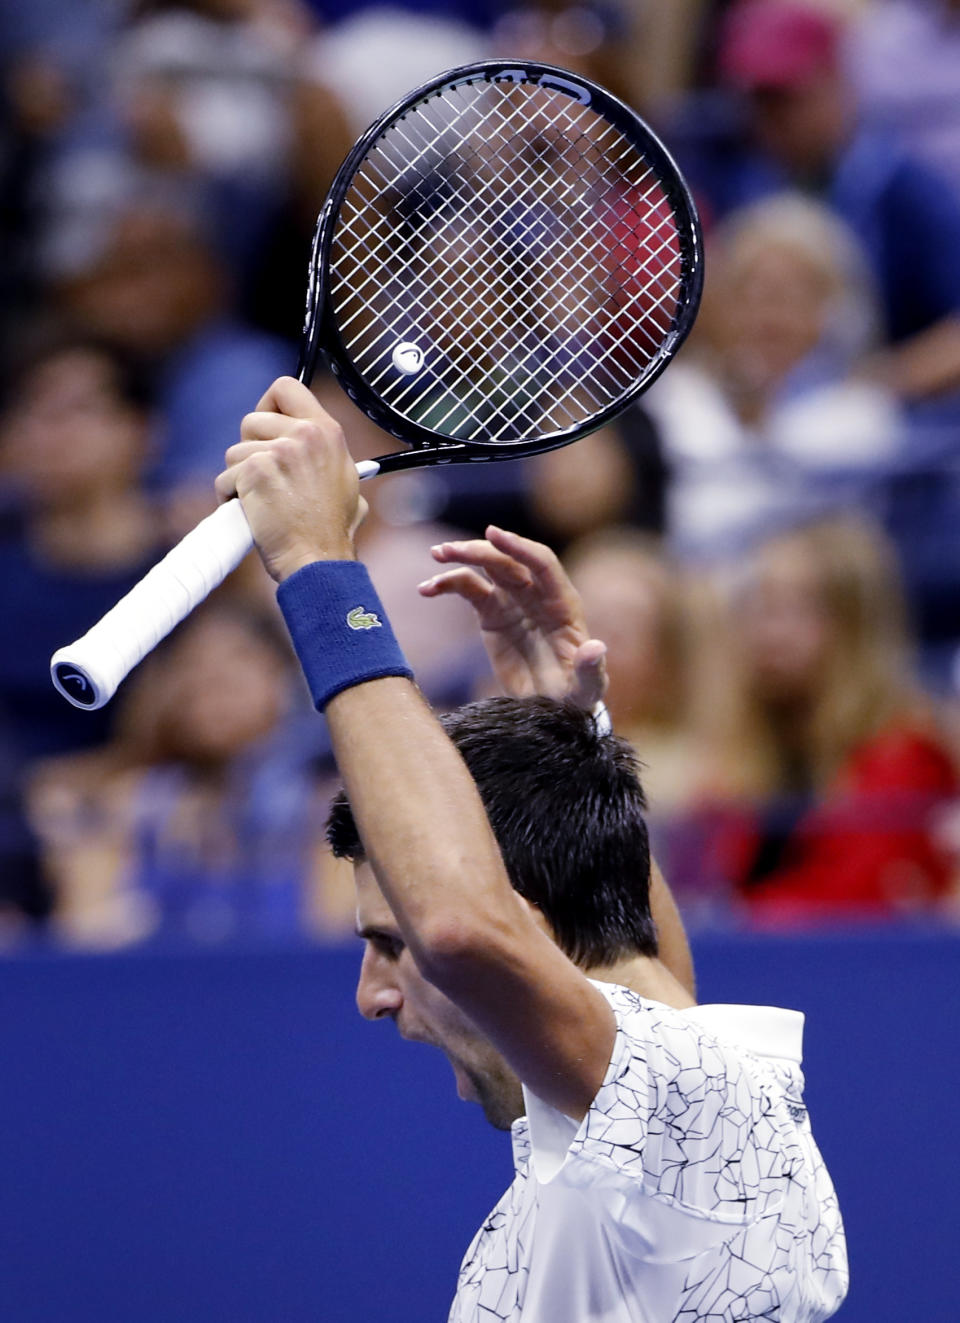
[{"x1": 51, "y1": 58, "x2": 702, "y2": 710}]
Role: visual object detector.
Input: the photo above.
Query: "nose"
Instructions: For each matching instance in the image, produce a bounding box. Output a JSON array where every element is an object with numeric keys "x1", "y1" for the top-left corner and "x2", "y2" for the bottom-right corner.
[{"x1": 356, "y1": 946, "x2": 403, "y2": 1021}]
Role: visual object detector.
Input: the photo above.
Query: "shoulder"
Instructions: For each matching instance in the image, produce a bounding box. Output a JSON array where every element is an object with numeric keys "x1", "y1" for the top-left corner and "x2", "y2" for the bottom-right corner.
[
  {"x1": 594, "y1": 984, "x2": 795, "y2": 1103},
  {"x1": 562, "y1": 986, "x2": 801, "y2": 1221},
  {"x1": 583, "y1": 984, "x2": 798, "y2": 1136}
]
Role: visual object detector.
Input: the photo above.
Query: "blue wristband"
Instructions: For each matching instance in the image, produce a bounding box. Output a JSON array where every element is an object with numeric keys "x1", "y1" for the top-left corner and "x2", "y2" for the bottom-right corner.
[{"x1": 277, "y1": 560, "x2": 413, "y2": 711}]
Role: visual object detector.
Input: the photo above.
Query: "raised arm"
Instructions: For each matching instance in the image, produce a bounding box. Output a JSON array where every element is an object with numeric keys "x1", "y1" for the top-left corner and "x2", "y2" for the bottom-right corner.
[
  {"x1": 216, "y1": 378, "x2": 616, "y2": 1120},
  {"x1": 421, "y1": 527, "x2": 696, "y2": 998}
]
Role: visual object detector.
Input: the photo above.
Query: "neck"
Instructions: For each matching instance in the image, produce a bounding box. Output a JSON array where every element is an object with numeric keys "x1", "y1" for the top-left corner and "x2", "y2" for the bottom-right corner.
[{"x1": 587, "y1": 953, "x2": 696, "y2": 1010}]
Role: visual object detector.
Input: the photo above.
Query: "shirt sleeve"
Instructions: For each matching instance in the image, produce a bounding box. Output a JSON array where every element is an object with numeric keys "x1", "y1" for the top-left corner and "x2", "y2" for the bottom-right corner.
[{"x1": 523, "y1": 985, "x2": 790, "y2": 1259}]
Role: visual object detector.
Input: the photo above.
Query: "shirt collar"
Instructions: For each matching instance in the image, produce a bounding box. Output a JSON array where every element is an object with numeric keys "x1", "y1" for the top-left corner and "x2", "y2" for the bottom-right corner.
[{"x1": 681, "y1": 1003, "x2": 805, "y2": 1065}]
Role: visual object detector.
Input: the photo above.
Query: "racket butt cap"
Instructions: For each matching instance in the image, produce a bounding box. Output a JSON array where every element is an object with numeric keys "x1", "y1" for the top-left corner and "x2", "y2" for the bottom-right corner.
[{"x1": 50, "y1": 650, "x2": 114, "y2": 711}]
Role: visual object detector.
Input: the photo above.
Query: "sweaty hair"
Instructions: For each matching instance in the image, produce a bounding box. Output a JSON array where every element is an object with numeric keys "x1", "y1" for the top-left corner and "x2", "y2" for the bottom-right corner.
[{"x1": 326, "y1": 696, "x2": 657, "y2": 966}]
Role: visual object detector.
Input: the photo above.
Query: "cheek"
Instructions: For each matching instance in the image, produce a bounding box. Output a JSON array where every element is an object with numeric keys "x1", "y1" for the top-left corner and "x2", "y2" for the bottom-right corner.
[{"x1": 409, "y1": 978, "x2": 474, "y2": 1047}]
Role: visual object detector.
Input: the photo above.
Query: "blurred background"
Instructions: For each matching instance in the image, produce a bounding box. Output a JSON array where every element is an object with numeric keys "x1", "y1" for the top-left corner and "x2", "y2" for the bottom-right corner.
[{"x1": 1, "y1": 1, "x2": 958, "y2": 1320}]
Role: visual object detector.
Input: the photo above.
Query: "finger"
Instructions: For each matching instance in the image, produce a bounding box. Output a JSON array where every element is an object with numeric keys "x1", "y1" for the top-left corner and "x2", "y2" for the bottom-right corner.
[
  {"x1": 254, "y1": 375, "x2": 328, "y2": 418},
  {"x1": 430, "y1": 538, "x2": 503, "y2": 565},
  {"x1": 239, "y1": 411, "x2": 304, "y2": 444},
  {"x1": 571, "y1": 639, "x2": 609, "y2": 708},
  {"x1": 231, "y1": 411, "x2": 349, "y2": 467},
  {"x1": 238, "y1": 411, "x2": 343, "y2": 447},
  {"x1": 418, "y1": 567, "x2": 495, "y2": 610},
  {"x1": 431, "y1": 539, "x2": 533, "y2": 591},
  {"x1": 214, "y1": 467, "x2": 239, "y2": 505},
  {"x1": 224, "y1": 436, "x2": 279, "y2": 468},
  {"x1": 484, "y1": 525, "x2": 568, "y2": 593}
]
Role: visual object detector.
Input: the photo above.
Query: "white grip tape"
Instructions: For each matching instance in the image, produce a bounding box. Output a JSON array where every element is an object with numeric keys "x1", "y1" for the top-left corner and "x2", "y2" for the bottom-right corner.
[
  {"x1": 50, "y1": 499, "x2": 254, "y2": 710},
  {"x1": 50, "y1": 458, "x2": 382, "y2": 712}
]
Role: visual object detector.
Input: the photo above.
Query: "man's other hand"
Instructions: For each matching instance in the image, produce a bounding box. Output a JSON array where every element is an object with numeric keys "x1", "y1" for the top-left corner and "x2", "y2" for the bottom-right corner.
[{"x1": 419, "y1": 525, "x2": 608, "y2": 709}]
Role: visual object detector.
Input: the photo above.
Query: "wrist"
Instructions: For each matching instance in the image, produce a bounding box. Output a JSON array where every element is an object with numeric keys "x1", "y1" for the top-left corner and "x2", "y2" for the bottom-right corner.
[
  {"x1": 274, "y1": 545, "x2": 356, "y2": 582},
  {"x1": 277, "y1": 560, "x2": 412, "y2": 710}
]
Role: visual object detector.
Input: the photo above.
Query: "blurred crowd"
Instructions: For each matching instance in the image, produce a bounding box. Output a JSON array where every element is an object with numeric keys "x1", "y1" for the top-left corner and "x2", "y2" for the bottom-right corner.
[{"x1": 2, "y1": 0, "x2": 960, "y2": 949}]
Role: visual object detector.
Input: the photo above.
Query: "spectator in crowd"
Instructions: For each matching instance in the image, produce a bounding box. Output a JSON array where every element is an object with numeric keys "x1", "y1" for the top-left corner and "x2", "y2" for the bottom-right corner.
[
  {"x1": 687, "y1": 0, "x2": 960, "y2": 403},
  {"x1": 563, "y1": 528, "x2": 703, "y2": 817},
  {"x1": 115, "y1": 0, "x2": 353, "y2": 305},
  {"x1": 523, "y1": 406, "x2": 668, "y2": 550},
  {"x1": 0, "y1": 29, "x2": 85, "y2": 351},
  {"x1": 526, "y1": 190, "x2": 899, "y2": 561},
  {"x1": 490, "y1": 1, "x2": 634, "y2": 104},
  {"x1": 2, "y1": 0, "x2": 957, "y2": 955},
  {"x1": 0, "y1": 333, "x2": 166, "y2": 765},
  {"x1": 307, "y1": 3, "x2": 489, "y2": 138},
  {"x1": 642, "y1": 192, "x2": 899, "y2": 560},
  {"x1": 115, "y1": 0, "x2": 315, "y2": 189},
  {"x1": 0, "y1": 0, "x2": 124, "y2": 336},
  {"x1": 849, "y1": 0, "x2": 960, "y2": 193},
  {"x1": 28, "y1": 599, "x2": 351, "y2": 947},
  {"x1": 692, "y1": 516, "x2": 958, "y2": 923},
  {"x1": 620, "y1": 0, "x2": 714, "y2": 116},
  {"x1": 51, "y1": 195, "x2": 291, "y2": 492}
]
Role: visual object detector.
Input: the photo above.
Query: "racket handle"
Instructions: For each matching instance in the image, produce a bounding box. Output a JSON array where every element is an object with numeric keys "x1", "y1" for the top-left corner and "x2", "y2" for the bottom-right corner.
[{"x1": 50, "y1": 458, "x2": 383, "y2": 711}]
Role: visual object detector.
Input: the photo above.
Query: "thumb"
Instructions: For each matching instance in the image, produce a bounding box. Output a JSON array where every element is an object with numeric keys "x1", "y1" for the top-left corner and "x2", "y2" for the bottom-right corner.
[{"x1": 571, "y1": 639, "x2": 608, "y2": 710}]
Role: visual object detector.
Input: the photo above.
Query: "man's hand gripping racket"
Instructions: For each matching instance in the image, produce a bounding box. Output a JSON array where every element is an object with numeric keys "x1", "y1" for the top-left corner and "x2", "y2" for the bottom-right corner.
[{"x1": 51, "y1": 59, "x2": 701, "y2": 710}]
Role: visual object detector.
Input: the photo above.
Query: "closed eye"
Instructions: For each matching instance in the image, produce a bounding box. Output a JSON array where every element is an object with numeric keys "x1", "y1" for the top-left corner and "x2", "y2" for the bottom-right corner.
[{"x1": 357, "y1": 926, "x2": 405, "y2": 961}]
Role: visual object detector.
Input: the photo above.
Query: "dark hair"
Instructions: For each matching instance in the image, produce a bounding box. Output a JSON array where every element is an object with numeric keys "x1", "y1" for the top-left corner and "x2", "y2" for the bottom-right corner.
[
  {"x1": 326, "y1": 696, "x2": 657, "y2": 966},
  {"x1": 0, "y1": 326, "x2": 154, "y2": 415}
]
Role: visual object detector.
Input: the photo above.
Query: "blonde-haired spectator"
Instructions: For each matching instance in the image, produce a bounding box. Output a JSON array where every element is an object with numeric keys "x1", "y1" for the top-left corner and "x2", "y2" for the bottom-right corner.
[
  {"x1": 564, "y1": 529, "x2": 703, "y2": 817},
  {"x1": 693, "y1": 515, "x2": 957, "y2": 923},
  {"x1": 644, "y1": 192, "x2": 900, "y2": 559}
]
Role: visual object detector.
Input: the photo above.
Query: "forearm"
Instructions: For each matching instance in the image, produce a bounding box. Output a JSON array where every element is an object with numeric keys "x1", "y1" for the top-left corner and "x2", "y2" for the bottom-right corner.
[
  {"x1": 878, "y1": 316, "x2": 960, "y2": 400},
  {"x1": 324, "y1": 676, "x2": 524, "y2": 967}
]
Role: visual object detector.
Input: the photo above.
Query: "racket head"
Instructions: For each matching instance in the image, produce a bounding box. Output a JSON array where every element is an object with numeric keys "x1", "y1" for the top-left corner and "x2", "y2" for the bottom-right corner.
[{"x1": 299, "y1": 60, "x2": 703, "y2": 464}]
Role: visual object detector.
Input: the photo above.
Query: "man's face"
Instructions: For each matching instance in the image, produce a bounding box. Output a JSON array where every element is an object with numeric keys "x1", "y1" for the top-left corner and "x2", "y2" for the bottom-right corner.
[
  {"x1": 747, "y1": 72, "x2": 848, "y2": 176},
  {"x1": 353, "y1": 862, "x2": 524, "y2": 1131}
]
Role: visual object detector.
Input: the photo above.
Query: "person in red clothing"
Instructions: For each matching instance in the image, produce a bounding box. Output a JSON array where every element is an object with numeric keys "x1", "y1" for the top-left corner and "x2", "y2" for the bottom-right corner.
[{"x1": 700, "y1": 516, "x2": 957, "y2": 922}]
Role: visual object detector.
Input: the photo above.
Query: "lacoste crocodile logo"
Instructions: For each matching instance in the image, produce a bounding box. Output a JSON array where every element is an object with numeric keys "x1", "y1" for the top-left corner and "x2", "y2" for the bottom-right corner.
[{"x1": 347, "y1": 606, "x2": 382, "y2": 630}]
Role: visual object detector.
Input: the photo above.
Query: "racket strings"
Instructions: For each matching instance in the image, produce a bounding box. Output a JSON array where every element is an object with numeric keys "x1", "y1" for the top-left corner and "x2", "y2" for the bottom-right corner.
[
  {"x1": 344, "y1": 104, "x2": 673, "y2": 366},
  {"x1": 339, "y1": 92, "x2": 674, "y2": 376},
  {"x1": 329, "y1": 76, "x2": 685, "y2": 442},
  {"x1": 340, "y1": 103, "x2": 676, "y2": 432},
  {"x1": 346, "y1": 109, "x2": 672, "y2": 364}
]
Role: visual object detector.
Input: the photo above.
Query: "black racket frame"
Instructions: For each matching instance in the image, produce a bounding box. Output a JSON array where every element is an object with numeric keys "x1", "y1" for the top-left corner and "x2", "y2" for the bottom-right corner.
[{"x1": 296, "y1": 59, "x2": 703, "y2": 474}]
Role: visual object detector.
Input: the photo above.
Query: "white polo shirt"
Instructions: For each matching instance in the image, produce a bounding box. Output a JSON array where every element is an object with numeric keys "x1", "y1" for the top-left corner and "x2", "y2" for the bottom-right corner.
[{"x1": 449, "y1": 983, "x2": 848, "y2": 1322}]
